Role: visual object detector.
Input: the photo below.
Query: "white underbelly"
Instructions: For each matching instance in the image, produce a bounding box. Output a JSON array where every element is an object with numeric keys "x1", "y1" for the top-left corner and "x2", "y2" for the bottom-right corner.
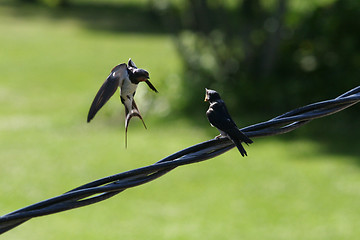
[
  {"x1": 120, "y1": 80, "x2": 138, "y2": 98},
  {"x1": 120, "y1": 79, "x2": 138, "y2": 111}
]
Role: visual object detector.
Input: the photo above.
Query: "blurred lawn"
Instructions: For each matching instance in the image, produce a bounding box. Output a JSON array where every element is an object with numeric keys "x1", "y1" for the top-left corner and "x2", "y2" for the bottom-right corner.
[{"x1": 1, "y1": 2, "x2": 360, "y2": 240}]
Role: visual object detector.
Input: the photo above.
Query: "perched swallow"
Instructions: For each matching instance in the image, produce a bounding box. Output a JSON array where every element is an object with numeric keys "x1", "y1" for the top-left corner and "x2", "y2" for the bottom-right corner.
[
  {"x1": 205, "y1": 88, "x2": 253, "y2": 156},
  {"x1": 87, "y1": 59, "x2": 158, "y2": 147}
]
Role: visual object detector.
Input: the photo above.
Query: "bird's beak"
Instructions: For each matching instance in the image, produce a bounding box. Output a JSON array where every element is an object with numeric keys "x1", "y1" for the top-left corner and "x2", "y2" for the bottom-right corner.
[
  {"x1": 204, "y1": 88, "x2": 209, "y2": 101},
  {"x1": 204, "y1": 93, "x2": 210, "y2": 102},
  {"x1": 141, "y1": 76, "x2": 150, "y2": 82}
]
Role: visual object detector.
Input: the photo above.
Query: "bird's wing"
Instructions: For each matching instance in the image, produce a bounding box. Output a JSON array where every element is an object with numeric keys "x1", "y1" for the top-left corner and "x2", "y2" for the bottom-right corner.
[
  {"x1": 207, "y1": 101, "x2": 238, "y2": 131},
  {"x1": 87, "y1": 64, "x2": 127, "y2": 122},
  {"x1": 124, "y1": 99, "x2": 147, "y2": 148},
  {"x1": 128, "y1": 58, "x2": 137, "y2": 68},
  {"x1": 207, "y1": 101, "x2": 253, "y2": 144},
  {"x1": 145, "y1": 80, "x2": 159, "y2": 93},
  {"x1": 220, "y1": 100, "x2": 238, "y2": 127}
]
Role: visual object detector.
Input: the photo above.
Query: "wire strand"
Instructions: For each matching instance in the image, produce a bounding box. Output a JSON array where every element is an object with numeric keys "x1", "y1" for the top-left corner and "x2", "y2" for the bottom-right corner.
[{"x1": 0, "y1": 86, "x2": 359, "y2": 235}]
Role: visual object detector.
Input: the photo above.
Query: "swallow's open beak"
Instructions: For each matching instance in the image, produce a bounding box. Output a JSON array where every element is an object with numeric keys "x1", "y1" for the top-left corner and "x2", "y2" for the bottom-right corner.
[
  {"x1": 140, "y1": 76, "x2": 150, "y2": 82},
  {"x1": 204, "y1": 88, "x2": 209, "y2": 101}
]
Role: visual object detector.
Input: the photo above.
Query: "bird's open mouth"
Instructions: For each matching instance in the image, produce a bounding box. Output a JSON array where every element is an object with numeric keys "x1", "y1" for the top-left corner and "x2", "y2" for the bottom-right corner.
[{"x1": 204, "y1": 88, "x2": 209, "y2": 101}]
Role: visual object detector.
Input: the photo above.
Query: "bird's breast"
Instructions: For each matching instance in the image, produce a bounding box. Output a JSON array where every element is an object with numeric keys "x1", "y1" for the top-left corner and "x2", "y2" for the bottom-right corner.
[{"x1": 121, "y1": 79, "x2": 138, "y2": 98}]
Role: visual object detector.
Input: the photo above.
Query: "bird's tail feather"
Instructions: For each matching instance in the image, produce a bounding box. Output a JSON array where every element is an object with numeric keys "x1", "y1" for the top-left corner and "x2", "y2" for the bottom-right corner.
[
  {"x1": 242, "y1": 134, "x2": 253, "y2": 145},
  {"x1": 232, "y1": 137, "x2": 247, "y2": 157},
  {"x1": 234, "y1": 128, "x2": 253, "y2": 145},
  {"x1": 228, "y1": 130, "x2": 252, "y2": 157},
  {"x1": 124, "y1": 109, "x2": 147, "y2": 148}
]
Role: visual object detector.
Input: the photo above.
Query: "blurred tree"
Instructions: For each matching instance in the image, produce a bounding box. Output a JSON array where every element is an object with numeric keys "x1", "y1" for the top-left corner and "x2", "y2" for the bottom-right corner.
[
  {"x1": 152, "y1": 0, "x2": 360, "y2": 117},
  {"x1": 17, "y1": 0, "x2": 68, "y2": 7},
  {"x1": 13, "y1": 0, "x2": 360, "y2": 118}
]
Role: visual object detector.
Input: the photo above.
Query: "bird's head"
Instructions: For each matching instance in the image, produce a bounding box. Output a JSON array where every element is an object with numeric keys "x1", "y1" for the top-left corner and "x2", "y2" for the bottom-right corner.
[
  {"x1": 132, "y1": 68, "x2": 150, "y2": 82},
  {"x1": 204, "y1": 88, "x2": 221, "y2": 102}
]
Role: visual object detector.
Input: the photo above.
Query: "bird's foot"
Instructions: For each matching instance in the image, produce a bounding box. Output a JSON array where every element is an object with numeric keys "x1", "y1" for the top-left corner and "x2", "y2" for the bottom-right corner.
[{"x1": 215, "y1": 134, "x2": 223, "y2": 139}]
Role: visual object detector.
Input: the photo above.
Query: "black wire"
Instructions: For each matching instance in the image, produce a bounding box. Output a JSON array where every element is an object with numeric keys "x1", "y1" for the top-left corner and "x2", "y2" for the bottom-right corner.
[{"x1": 0, "y1": 86, "x2": 359, "y2": 235}]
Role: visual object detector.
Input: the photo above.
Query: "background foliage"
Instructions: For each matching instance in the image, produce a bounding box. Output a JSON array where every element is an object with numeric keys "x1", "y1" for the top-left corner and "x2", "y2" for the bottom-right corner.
[
  {"x1": 153, "y1": 0, "x2": 360, "y2": 116},
  {"x1": 14, "y1": 0, "x2": 360, "y2": 117}
]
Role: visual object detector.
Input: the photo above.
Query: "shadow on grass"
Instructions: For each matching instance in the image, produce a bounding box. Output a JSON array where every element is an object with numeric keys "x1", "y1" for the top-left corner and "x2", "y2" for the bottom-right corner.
[{"x1": 2, "y1": 1, "x2": 166, "y2": 34}]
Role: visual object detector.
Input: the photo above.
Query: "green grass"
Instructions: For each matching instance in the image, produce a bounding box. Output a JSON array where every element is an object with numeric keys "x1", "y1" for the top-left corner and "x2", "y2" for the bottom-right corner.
[{"x1": 1, "y1": 2, "x2": 360, "y2": 240}]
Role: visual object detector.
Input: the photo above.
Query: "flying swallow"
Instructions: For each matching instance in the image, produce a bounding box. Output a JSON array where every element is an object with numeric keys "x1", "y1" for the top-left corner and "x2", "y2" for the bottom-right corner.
[
  {"x1": 87, "y1": 58, "x2": 158, "y2": 147},
  {"x1": 205, "y1": 88, "x2": 253, "y2": 156}
]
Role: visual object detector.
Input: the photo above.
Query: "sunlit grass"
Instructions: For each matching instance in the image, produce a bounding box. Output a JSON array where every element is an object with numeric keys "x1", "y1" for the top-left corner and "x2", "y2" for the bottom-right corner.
[
  {"x1": 2, "y1": 133, "x2": 360, "y2": 240},
  {"x1": 1, "y1": 2, "x2": 360, "y2": 240}
]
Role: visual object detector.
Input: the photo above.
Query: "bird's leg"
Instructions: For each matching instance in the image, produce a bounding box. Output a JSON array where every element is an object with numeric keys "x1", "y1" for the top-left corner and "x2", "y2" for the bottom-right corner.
[
  {"x1": 215, "y1": 134, "x2": 222, "y2": 139},
  {"x1": 215, "y1": 131, "x2": 227, "y2": 139}
]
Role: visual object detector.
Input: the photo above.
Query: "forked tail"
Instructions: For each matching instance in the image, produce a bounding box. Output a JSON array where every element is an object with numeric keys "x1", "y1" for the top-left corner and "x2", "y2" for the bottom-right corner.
[{"x1": 124, "y1": 110, "x2": 147, "y2": 148}]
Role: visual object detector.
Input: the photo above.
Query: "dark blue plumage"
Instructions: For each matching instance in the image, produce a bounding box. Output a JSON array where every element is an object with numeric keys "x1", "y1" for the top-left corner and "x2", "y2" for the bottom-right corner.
[{"x1": 205, "y1": 88, "x2": 253, "y2": 156}]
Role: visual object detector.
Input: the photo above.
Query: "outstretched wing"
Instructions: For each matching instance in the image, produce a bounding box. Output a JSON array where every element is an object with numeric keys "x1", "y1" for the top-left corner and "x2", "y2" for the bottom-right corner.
[
  {"x1": 145, "y1": 80, "x2": 159, "y2": 93},
  {"x1": 128, "y1": 58, "x2": 137, "y2": 68},
  {"x1": 87, "y1": 63, "x2": 127, "y2": 122}
]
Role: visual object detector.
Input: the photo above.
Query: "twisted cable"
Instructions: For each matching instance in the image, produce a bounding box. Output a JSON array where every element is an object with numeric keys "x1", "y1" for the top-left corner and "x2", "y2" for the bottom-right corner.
[{"x1": 0, "y1": 86, "x2": 359, "y2": 234}]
